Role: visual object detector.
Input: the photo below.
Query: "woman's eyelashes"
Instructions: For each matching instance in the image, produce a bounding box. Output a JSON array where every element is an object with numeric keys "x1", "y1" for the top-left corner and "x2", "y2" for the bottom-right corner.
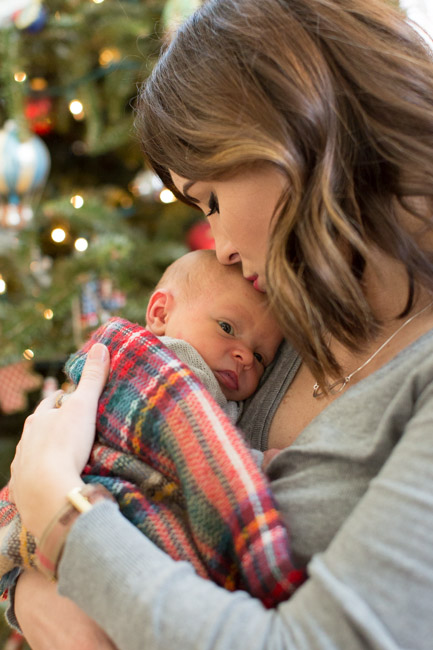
[{"x1": 206, "y1": 192, "x2": 219, "y2": 217}]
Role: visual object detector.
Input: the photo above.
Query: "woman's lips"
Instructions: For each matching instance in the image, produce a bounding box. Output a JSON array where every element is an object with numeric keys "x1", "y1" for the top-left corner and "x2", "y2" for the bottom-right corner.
[
  {"x1": 246, "y1": 274, "x2": 265, "y2": 293},
  {"x1": 214, "y1": 370, "x2": 239, "y2": 391},
  {"x1": 253, "y1": 278, "x2": 265, "y2": 292}
]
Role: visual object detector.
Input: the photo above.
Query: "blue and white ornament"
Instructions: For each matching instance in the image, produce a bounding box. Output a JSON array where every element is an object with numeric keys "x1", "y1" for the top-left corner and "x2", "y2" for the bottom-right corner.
[
  {"x1": 14, "y1": 0, "x2": 47, "y2": 33},
  {"x1": 0, "y1": 0, "x2": 44, "y2": 30},
  {"x1": 0, "y1": 120, "x2": 51, "y2": 229}
]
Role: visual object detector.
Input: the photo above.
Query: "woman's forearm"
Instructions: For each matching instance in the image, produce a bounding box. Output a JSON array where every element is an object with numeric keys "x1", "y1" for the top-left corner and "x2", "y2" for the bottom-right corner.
[{"x1": 14, "y1": 570, "x2": 117, "y2": 650}]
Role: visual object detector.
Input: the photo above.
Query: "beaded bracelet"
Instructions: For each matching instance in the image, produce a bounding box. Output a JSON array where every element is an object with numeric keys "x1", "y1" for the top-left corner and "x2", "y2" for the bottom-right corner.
[{"x1": 35, "y1": 483, "x2": 116, "y2": 581}]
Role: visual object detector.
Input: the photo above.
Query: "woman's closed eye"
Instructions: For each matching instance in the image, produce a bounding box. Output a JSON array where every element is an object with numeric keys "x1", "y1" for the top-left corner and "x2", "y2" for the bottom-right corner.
[
  {"x1": 206, "y1": 192, "x2": 219, "y2": 217},
  {"x1": 218, "y1": 321, "x2": 234, "y2": 335}
]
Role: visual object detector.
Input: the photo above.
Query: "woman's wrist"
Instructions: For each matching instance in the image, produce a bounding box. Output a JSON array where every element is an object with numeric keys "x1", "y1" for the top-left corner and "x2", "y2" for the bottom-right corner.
[
  {"x1": 36, "y1": 483, "x2": 117, "y2": 581},
  {"x1": 27, "y1": 474, "x2": 85, "y2": 541}
]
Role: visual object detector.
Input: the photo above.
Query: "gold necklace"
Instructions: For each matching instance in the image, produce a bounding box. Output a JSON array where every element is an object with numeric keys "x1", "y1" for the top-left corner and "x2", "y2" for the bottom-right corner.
[{"x1": 313, "y1": 300, "x2": 433, "y2": 398}]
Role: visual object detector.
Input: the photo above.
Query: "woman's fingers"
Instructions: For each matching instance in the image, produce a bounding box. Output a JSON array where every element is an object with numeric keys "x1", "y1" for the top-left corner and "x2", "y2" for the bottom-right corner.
[
  {"x1": 32, "y1": 343, "x2": 108, "y2": 415},
  {"x1": 33, "y1": 389, "x2": 64, "y2": 414}
]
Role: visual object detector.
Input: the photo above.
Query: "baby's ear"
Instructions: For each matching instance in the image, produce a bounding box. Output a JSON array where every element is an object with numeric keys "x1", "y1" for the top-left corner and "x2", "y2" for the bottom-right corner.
[{"x1": 146, "y1": 289, "x2": 173, "y2": 336}]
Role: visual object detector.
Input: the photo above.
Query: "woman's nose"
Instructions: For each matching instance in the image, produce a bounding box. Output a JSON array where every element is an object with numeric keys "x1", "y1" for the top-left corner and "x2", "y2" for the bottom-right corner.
[
  {"x1": 214, "y1": 240, "x2": 241, "y2": 265},
  {"x1": 211, "y1": 224, "x2": 241, "y2": 265}
]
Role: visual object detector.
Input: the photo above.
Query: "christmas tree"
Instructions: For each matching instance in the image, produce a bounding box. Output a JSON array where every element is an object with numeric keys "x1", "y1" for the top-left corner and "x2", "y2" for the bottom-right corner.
[{"x1": 0, "y1": 0, "x2": 209, "y2": 442}]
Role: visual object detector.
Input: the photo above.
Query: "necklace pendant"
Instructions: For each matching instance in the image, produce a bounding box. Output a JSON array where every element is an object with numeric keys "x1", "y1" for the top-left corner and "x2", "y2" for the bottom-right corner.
[
  {"x1": 328, "y1": 377, "x2": 350, "y2": 394},
  {"x1": 313, "y1": 377, "x2": 350, "y2": 398}
]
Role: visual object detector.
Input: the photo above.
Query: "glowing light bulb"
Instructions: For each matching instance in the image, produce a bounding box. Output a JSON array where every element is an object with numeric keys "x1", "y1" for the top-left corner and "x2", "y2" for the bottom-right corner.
[
  {"x1": 92, "y1": 0, "x2": 105, "y2": 4},
  {"x1": 69, "y1": 100, "x2": 84, "y2": 120},
  {"x1": 51, "y1": 227, "x2": 66, "y2": 243},
  {"x1": 30, "y1": 77, "x2": 47, "y2": 91},
  {"x1": 23, "y1": 349, "x2": 35, "y2": 360},
  {"x1": 70, "y1": 194, "x2": 84, "y2": 209},
  {"x1": 69, "y1": 100, "x2": 83, "y2": 115},
  {"x1": 99, "y1": 48, "x2": 121, "y2": 66},
  {"x1": 0, "y1": 276, "x2": 6, "y2": 294},
  {"x1": 44, "y1": 309, "x2": 54, "y2": 320},
  {"x1": 74, "y1": 237, "x2": 88, "y2": 252},
  {"x1": 14, "y1": 71, "x2": 27, "y2": 83},
  {"x1": 159, "y1": 189, "x2": 176, "y2": 204}
]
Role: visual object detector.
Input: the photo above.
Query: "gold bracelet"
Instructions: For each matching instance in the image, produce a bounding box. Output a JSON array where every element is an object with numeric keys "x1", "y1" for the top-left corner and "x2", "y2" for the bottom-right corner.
[{"x1": 35, "y1": 483, "x2": 116, "y2": 581}]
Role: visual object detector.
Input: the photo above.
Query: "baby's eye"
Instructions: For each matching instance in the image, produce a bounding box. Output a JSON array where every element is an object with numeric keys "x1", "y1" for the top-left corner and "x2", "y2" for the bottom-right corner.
[
  {"x1": 206, "y1": 193, "x2": 219, "y2": 217},
  {"x1": 218, "y1": 321, "x2": 234, "y2": 335},
  {"x1": 254, "y1": 352, "x2": 264, "y2": 364}
]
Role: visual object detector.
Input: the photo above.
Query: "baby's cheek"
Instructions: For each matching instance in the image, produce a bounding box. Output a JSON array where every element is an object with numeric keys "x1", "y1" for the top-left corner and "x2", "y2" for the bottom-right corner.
[
  {"x1": 257, "y1": 364, "x2": 266, "y2": 383},
  {"x1": 249, "y1": 368, "x2": 263, "y2": 395}
]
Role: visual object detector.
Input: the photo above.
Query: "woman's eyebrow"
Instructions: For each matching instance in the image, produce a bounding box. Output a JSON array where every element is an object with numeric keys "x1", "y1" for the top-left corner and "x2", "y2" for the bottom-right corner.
[{"x1": 182, "y1": 181, "x2": 200, "y2": 204}]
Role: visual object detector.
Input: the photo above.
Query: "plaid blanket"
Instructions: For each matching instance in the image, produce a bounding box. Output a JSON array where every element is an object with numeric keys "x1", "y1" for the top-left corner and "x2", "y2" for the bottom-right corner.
[{"x1": 0, "y1": 318, "x2": 305, "y2": 606}]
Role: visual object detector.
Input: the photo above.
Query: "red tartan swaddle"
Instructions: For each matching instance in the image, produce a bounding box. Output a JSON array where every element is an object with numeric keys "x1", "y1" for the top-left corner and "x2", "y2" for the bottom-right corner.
[{"x1": 0, "y1": 318, "x2": 305, "y2": 606}]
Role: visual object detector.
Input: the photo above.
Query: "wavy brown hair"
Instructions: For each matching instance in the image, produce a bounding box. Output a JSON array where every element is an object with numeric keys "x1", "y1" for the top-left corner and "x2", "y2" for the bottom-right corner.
[{"x1": 135, "y1": 0, "x2": 433, "y2": 388}]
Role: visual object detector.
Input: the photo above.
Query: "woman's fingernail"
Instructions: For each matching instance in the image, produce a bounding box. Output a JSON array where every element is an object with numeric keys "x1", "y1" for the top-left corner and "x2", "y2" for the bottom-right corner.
[{"x1": 88, "y1": 343, "x2": 108, "y2": 362}]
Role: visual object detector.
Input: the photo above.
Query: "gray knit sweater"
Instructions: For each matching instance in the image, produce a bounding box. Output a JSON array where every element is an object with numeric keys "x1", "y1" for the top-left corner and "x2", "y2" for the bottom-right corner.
[{"x1": 57, "y1": 328, "x2": 433, "y2": 649}]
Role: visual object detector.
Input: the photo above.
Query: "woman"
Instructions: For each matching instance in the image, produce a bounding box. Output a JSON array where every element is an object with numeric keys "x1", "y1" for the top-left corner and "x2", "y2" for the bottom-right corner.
[{"x1": 10, "y1": 0, "x2": 433, "y2": 648}]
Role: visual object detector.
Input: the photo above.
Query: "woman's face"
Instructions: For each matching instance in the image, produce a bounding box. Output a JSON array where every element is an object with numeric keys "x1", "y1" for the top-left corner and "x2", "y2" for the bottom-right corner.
[{"x1": 170, "y1": 165, "x2": 287, "y2": 292}]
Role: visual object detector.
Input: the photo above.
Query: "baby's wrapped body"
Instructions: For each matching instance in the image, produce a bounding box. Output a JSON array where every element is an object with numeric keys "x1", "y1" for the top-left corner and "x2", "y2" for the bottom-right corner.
[{"x1": 0, "y1": 318, "x2": 305, "y2": 606}]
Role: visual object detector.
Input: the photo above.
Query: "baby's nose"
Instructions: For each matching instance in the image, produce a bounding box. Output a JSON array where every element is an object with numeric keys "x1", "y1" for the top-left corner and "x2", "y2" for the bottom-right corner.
[{"x1": 232, "y1": 346, "x2": 254, "y2": 367}]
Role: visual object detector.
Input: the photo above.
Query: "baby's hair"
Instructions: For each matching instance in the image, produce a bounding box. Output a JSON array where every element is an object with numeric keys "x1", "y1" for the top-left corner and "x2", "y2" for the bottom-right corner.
[
  {"x1": 156, "y1": 250, "x2": 211, "y2": 296},
  {"x1": 155, "y1": 250, "x2": 275, "y2": 320},
  {"x1": 155, "y1": 249, "x2": 241, "y2": 301}
]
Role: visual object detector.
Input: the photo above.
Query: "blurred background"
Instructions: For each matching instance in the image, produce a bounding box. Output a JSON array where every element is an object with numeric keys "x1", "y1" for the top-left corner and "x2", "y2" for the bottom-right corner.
[{"x1": 0, "y1": 0, "x2": 215, "y2": 497}]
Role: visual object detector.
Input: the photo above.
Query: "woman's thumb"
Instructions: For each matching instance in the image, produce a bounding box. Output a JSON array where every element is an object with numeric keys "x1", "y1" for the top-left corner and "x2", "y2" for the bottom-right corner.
[{"x1": 76, "y1": 343, "x2": 110, "y2": 399}]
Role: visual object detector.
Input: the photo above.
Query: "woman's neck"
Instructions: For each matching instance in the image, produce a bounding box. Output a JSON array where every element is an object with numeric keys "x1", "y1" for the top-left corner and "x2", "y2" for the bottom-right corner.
[{"x1": 363, "y1": 245, "x2": 432, "y2": 326}]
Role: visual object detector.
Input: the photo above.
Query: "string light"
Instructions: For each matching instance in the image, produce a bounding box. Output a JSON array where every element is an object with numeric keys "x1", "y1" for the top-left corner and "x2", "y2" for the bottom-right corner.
[
  {"x1": 30, "y1": 77, "x2": 48, "y2": 91},
  {"x1": 70, "y1": 195, "x2": 84, "y2": 209},
  {"x1": 23, "y1": 349, "x2": 35, "y2": 360},
  {"x1": 51, "y1": 227, "x2": 66, "y2": 243},
  {"x1": 74, "y1": 237, "x2": 88, "y2": 252},
  {"x1": 159, "y1": 189, "x2": 176, "y2": 204},
  {"x1": 44, "y1": 309, "x2": 54, "y2": 320},
  {"x1": 14, "y1": 71, "x2": 27, "y2": 83},
  {"x1": 0, "y1": 275, "x2": 6, "y2": 294},
  {"x1": 99, "y1": 48, "x2": 121, "y2": 67},
  {"x1": 69, "y1": 99, "x2": 84, "y2": 120},
  {"x1": 69, "y1": 100, "x2": 83, "y2": 115},
  {"x1": 92, "y1": 0, "x2": 105, "y2": 4}
]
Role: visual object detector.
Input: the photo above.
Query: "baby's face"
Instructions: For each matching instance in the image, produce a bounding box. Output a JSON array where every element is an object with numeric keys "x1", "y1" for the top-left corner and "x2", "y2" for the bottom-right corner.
[{"x1": 164, "y1": 274, "x2": 282, "y2": 401}]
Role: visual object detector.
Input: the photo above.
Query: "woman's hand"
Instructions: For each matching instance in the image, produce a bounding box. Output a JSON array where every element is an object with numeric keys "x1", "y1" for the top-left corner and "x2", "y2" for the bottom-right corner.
[
  {"x1": 15, "y1": 569, "x2": 118, "y2": 650},
  {"x1": 10, "y1": 343, "x2": 109, "y2": 539}
]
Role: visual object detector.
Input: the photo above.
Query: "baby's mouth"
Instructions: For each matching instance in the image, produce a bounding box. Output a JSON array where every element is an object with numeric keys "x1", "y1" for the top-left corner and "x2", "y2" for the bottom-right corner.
[{"x1": 214, "y1": 370, "x2": 239, "y2": 392}]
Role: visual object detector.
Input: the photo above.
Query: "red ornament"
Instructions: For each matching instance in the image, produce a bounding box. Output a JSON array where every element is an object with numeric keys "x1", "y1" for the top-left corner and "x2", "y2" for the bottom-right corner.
[
  {"x1": 186, "y1": 220, "x2": 215, "y2": 251},
  {"x1": 25, "y1": 96, "x2": 53, "y2": 135}
]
